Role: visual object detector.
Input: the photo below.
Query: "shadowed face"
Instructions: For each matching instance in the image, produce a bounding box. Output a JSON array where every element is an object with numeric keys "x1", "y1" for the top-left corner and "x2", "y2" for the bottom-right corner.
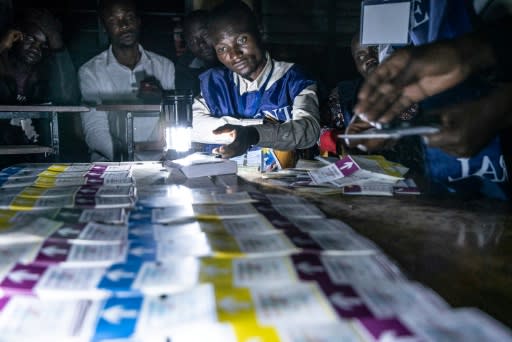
[
  {"x1": 211, "y1": 20, "x2": 265, "y2": 81},
  {"x1": 351, "y1": 38, "x2": 378, "y2": 78},
  {"x1": 101, "y1": 2, "x2": 140, "y2": 48},
  {"x1": 16, "y1": 24, "x2": 48, "y2": 66},
  {"x1": 184, "y1": 19, "x2": 216, "y2": 65}
]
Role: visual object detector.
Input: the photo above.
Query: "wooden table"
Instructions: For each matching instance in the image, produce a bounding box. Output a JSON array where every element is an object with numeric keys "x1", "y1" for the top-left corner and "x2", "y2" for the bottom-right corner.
[{"x1": 241, "y1": 172, "x2": 512, "y2": 327}]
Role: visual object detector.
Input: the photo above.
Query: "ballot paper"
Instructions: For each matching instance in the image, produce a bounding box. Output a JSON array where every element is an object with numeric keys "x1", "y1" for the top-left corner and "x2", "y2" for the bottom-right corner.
[
  {"x1": 132, "y1": 217, "x2": 278, "y2": 243},
  {"x1": 32, "y1": 240, "x2": 127, "y2": 266},
  {"x1": 279, "y1": 230, "x2": 370, "y2": 255},
  {"x1": 0, "y1": 243, "x2": 43, "y2": 280},
  {"x1": 276, "y1": 322, "x2": 362, "y2": 342},
  {"x1": 0, "y1": 217, "x2": 62, "y2": 244},
  {"x1": 93, "y1": 285, "x2": 218, "y2": 340},
  {"x1": 342, "y1": 182, "x2": 395, "y2": 196},
  {"x1": 137, "y1": 190, "x2": 263, "y2": 208},
  {"x1": 164, "y1": 152, "x2": 237, "y2": 178},
  {"x1": 55, "y1": 208, "x2": 128, "y2": 224},
  {"x1": 207, "y1": 232, "x2": 299, "y2": 257},
  {"x1": 47, "y1": 221, "x2": 128, "y2": 245},
  {"x1": 286, "y1": 218, "x2": 356, "y2": 235},
  {"x1": 0, "y1": 296, "x2": 101, "y2": 341},
  {"x1": 309, "y1": 156, "x2": 408, "y2": 187},
  {"x1": 0, "y1": 263, "x2": 108, "y2": 299}
]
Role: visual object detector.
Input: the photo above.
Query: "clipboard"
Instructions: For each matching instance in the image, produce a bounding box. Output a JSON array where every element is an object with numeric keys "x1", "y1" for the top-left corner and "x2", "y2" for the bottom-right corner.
[{"x1": 360, "y1": 0, "x2": 412, "y2": 45}]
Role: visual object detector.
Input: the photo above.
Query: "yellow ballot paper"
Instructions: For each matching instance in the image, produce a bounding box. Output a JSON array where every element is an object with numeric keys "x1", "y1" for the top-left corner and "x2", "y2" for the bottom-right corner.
[{"x1": 206, "y1": 232, "x2": 299, "y2": 258}]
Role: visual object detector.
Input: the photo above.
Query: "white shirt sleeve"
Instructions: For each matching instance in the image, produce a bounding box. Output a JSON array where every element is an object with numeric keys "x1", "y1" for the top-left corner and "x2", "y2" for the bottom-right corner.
[
  {"x1": 79, "y1": 67, "x2": 114, "y2": 161},
  {"x1": 191, "y1": 95, "x2": 263, "y2": 144}
]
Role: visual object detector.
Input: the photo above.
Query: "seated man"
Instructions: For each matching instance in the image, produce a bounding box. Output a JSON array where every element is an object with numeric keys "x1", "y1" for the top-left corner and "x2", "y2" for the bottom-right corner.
[
  {"x1": 353, "y1": 1, "x2": 509, "y2": 199},
  {"x1": 175, "y1": 10, "x2": 219, "y2": 97},
  {"x1": 0, "y1": 9, "x2": 79, "y2": 167},
  {"x1": 0, "y1": 8, "x2": 79, "y2": 105},
  {"x1": 191, "y1": 2, "x2": 320, "y2": 162},
  {"x1": 319, "y1": 33, "x2": 422, "y2": 172},
  {"x1": 79, "y1": 0, "x2": 175, "y2": 162}
]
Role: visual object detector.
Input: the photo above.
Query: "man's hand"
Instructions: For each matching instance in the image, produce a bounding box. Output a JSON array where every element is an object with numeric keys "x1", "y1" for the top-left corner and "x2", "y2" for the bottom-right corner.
[
  {"x1": 138, "y1": 77, "x2": 162, "y2": 102},
  {"x1": 0, "y1": 29, "x2": 23, "y2": 53},
  {"x1": 212, "y1": 124, "x2": 259, "y2": 158},
  {"x1": 344, "y1": 117, "x2": 396, "y2": 152},
  {"x1": 354, "y1": 41, "x2": 470, "y2": 125},
  {"x1": 424, "y1": 86, "x2": 510, "y2": 157}
]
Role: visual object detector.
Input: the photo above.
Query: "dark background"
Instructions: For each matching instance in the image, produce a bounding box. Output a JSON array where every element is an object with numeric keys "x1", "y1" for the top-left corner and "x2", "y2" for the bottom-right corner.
[
  {"x1": 2, "y1": 0, "x2": 362, "y2": 161},
  {"x1": 6, "y1": 0, "x2": 361, "y2": 87}
]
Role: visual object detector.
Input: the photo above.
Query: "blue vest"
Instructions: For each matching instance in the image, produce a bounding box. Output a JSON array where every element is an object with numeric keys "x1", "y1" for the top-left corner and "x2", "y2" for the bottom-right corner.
[
  {"x1": 412, "y1": 0, "x2": 509, "y2": 199},
  {"x1": 199, "y1": 64, "x2": 315, "y2": 121}
]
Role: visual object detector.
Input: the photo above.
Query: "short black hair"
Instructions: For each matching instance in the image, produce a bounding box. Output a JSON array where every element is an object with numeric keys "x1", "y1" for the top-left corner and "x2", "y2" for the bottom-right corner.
[
  {"x1": 183, "y1": 9, "x2": 209, "y2": 35},
  {"x1": 98, "y1": 0, "x2": 137, "y2": 18},
  {"x1": 208, "y1": 1, "x2": 261, "y2": 42}
]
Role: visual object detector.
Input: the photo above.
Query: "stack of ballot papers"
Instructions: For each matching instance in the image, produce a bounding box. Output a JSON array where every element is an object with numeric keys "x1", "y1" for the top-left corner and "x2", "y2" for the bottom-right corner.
[
  {"x1": 164, "y1": 152, "x2": 237, "y2": 178},
  {"x1": 277, "y1": 155, "x2": 420, "y2": 196},
  {"x1": 0, "y1": 162, "x2": 511, "y2": 341}
]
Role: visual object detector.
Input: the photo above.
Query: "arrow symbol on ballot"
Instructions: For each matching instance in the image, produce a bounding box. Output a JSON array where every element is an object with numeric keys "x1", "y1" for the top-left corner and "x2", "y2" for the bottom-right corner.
[
  {"x1": 329, "y1": 292, "x2": 363, "y2": 310},
  {"x1": 41, "y1": 245, "x2": 68, "y2": 257},
  {"x1": 129, "y1": 247, "x2": 154, "y2": 257},
  {"x1": 57, "y1": 227, "x2": 81, "y2": 237},
  {"x1": 296, "y1": 261, "x2": 324, "y2": 275},
  {"x1": 101, "y1": 305, "x2": 138, "y2": 324},
  {"x1": 106, "y1": 269, "x2": 136, "y2": 282},
  {"x1": 7, "y1": 269, "x2": 40, "y2": 283},
  {"x1": 339, "y1": 162, "x2": 354, "y2": 170}
]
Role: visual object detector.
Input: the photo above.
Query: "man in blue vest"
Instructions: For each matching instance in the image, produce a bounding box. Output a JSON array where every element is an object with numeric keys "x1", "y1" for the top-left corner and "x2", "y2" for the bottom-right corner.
[
  {"x1": 353, "y1": 0, "x2": 510, "y2": 199},
  {"x1": 191, "y1": 2, "x2": 320, "y2": 159}
]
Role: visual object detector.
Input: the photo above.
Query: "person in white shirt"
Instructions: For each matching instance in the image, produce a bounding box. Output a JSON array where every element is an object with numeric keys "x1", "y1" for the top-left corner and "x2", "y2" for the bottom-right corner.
[
  {"x1": 79, "y1": 0, "x2": 175, "y2": 161},
  {"x1": 192, "y1": 2, "x2": 320, "y2": 159}
]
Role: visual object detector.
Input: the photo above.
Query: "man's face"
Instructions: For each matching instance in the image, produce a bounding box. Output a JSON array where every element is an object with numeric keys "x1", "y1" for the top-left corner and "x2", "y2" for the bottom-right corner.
[
  {"x1": 101, "y1": 3, "x2": 140, "y2": 48},
  {"x1": 16, "y1": 25, "x2": 48, "y2": 66},
  {"x1": 212, "y1": 21, "x2": 265, "y2": 81},
  {"x1": 184, "y1": 20, "x2": 216, "y2": 65},
  {"x1": 352, "y1": 42, "x2": 378, "y2": 78}
]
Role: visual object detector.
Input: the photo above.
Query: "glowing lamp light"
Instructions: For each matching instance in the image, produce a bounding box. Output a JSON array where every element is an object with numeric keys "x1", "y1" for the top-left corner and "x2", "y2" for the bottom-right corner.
[{"x1": 161, "y1": 89, "x2": 193, "y2": 156}]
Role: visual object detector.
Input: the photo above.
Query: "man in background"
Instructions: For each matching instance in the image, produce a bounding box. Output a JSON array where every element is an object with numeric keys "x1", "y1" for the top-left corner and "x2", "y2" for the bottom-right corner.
[
  {"x1": 79, "y1": 0, "x2": 175, "y2": 161},
  {"x1": 192, "y1": 1, "x2": 320, "y2": 162},
  {"x1": 175, "y1": 10, "x2": 219, "y2": 96},
  {"x1": 0, "y1": 8, "x2": 79, "y2": 167}
]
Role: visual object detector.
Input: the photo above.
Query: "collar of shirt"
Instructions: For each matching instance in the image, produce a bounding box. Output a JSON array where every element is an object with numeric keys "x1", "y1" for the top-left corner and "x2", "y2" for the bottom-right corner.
[
  {"x1": 235, "y1": 51, "x2": 273, "y2": 94},
  {"x1": 106, "y1": 44, "x2": 151, "y2": 71}
]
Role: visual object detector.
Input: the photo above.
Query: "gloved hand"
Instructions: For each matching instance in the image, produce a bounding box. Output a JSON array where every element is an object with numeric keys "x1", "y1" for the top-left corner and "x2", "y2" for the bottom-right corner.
[{"x1": 212, "y1": 124, "x2": 259, "y2": 158}]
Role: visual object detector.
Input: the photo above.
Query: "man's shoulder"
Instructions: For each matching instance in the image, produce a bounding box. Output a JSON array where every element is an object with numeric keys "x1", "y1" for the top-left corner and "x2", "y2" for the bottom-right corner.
[
  {"x1": 79, "y1": 49, "x2": 109, "y2": 75},
  {"x1": 272, "y1": 59, "x2": 313, "y2": 82}
]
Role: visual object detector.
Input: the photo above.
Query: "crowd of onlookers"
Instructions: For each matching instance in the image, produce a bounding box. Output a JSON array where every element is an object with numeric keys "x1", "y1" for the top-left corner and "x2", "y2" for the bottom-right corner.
[{"x1": 0, "y1": 0, "x2": 511, "y2": 199}]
